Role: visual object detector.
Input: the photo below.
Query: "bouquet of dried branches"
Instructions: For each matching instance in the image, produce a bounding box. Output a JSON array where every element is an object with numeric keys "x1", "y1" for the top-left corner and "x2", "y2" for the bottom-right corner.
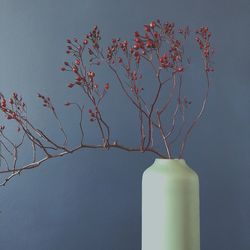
[{"x1": 0, "y1": 19, "x2": 214, "y2": 186}]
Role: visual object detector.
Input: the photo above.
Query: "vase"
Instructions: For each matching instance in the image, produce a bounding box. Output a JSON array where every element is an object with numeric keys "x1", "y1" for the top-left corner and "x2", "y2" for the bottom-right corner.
[{"x1": 142, "y1": 159, "x2": 200, "y2": 250}]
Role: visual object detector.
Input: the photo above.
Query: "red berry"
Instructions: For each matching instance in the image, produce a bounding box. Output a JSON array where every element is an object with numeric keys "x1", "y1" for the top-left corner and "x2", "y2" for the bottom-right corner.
[
  {"x1": 203, "y1": 49, "x2": 209, "y2": 57},
  {"x1": 146, "y1": 40, "x2": 154, "y2": 48},
  {"x1": 68, "y1": 83, "x2": 74, "y2": 88},
  {"x1": 118, "y1": 57, "x2": 123, "y2": 63},
  {"x1": 176, "y1": 67, "x2": 184, "y2": 72},
  {"x1": 144, "y1": 25, "x2": 150, "y2": 32},
  {"x1": 72, "y1": 66, "x2": 78, "y2": 73},
  {"x1": 9, "y1": 98, "x2": 14, "y2": 105},
  {"x1": 76, "y1": 76, "x2": 82, "y2": 81},
  {"x1": 75, "y1": 59, "x2": 80, "y2": 65},
  {"x1": 88, "y1": 71, "x2": 95, "y2": 78},
  {"x1": 134, "y1": 31, "x2": 140, "y2": 37},
  {"x1": 133, "y1": 44, "x2": 140, "y2": 50},
  {"x1": 1, "y1": 99, "x2": 6, "y2": 107},
  {"x1": 61, "y1": 67, "x2": 66, "y2": 71},
  {"x1": 134, "y1": 37, "x2": 140, "y2": 43},
  {"x1": 104, "y1": 83, "x2": 109, "y2": 90},
  {"x1": 83, "y1": 39, "x2": 88, "y2": 45},
  {"x1": 150, "y1": 21, "x2": 156, "y2": 28},
  {"x1": 153, "y1": 32, "x2": 159, "y2": 38}
]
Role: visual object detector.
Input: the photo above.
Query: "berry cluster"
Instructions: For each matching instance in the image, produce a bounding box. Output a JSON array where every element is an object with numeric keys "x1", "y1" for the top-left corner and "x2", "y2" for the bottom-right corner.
[
  {"x1": 60, "y1": 27, "x2": 111, "y2": 122},
  {"x1": 0, "y1": 93, "x2": 25, "y2": 121},
  {"x1": 59, "y1": 20, "x2": 214, "y2": 124},
  {"x1": 86, "y1": 25, "x2": 101, "y2": 49},
  {"x1": 195, "y1": 26, "x2": 214, "y2": 71},
  {"x1": 0, "y1": 20, "x2": 215, "y2": 186},
  {"x1": 88, "y1": 108, "x2": 97, "y2": 122},
  {"x1": 37, "y1": 93, "x2": 55, "y2": 112},
  {"x1": 61, "y1": 28, "x2": 109, "y2": 94},
  {"x1": 107, "y1": 38, "x2": 125, "y2": 63},
  {"x1": 106, "y1": 20, "x2": 188, "y2": 78}
]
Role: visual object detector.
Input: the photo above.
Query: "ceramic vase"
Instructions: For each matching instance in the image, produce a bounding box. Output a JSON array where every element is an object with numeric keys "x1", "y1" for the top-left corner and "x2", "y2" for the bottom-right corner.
[{"x1": 142, "y1": 159, "x2": 200, "y2": 250}]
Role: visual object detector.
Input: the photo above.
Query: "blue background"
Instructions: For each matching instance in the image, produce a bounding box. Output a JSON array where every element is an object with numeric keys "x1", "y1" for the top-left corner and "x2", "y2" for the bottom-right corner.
[{"x1": 0, "y1": 0, "x2": 250, "y2": 249}]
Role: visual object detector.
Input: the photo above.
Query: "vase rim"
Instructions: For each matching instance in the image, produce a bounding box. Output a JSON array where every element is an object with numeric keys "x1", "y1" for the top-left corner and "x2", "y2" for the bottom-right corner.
[{"x1": 154, "y1": 158, "x2": 186, "y2": 165}]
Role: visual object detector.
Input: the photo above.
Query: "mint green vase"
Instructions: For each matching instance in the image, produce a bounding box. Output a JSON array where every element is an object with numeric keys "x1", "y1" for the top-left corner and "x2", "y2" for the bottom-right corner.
[{"x1": 142, "y1": 159, "x2": 200, "y2": 250}]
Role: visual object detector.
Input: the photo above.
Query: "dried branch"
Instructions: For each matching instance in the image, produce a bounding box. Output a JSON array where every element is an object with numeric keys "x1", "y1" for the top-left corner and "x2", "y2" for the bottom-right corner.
[{"x1": 0, "y1": 20, "x2": 214, "y2": 186}]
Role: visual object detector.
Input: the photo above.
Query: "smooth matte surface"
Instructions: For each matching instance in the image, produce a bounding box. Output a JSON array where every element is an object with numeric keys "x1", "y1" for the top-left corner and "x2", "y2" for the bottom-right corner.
[
  {"x1": 0, "y1": 0, "x2": 250, "y2": 250},
  {"x1": 142, "y1": 159, "x2": 200, "y2": 250}
]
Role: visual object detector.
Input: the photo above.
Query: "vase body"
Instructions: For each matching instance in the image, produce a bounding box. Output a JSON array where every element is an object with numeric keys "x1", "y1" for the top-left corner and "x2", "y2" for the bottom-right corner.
[{"x1": 142, "y1": 159, "x2": 200, "y2": 250}]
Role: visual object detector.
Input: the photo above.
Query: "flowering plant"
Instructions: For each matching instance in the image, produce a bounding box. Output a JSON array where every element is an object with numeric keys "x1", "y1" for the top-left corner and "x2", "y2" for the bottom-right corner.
[{"x1": 0, "y1": 20, "x2": 214, "y2": 186}]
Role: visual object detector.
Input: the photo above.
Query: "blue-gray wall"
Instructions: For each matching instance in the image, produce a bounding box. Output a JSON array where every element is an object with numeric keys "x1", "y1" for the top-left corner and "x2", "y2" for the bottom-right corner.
[{"x1": 0, "y1": 0, "x2": 250, "y2": 249}]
